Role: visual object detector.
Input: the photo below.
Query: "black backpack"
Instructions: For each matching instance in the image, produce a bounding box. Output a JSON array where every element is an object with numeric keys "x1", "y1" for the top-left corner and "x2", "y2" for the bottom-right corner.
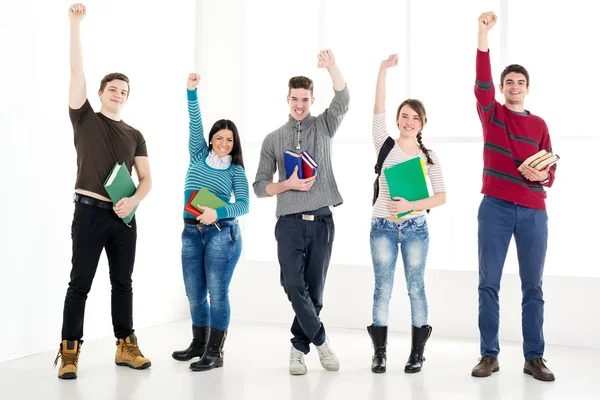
[{"x1": 372, "y1": 137, "x2": 430, "y2": 213}]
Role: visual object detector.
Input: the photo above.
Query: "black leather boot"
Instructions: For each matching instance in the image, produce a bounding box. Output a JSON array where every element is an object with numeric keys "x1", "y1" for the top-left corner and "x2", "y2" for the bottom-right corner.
[
  {"x1": 367, "y1": 325, "x2": 388, "y2": 373},
  {"x1": 172, "y1": 325, "x2": 209, "y2": 361},
  {"x1": 190, "y1": 328, "x2": 226, "y2": 371},
  {"x1": 404, "y1": 325, "x2": 432, "y2": 373}
]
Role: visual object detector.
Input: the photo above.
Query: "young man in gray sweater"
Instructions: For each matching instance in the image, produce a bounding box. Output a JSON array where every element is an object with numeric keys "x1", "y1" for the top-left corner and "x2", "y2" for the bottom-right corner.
[{"x1": 253, "y1": 49, "x2": 350, "y2": 375}]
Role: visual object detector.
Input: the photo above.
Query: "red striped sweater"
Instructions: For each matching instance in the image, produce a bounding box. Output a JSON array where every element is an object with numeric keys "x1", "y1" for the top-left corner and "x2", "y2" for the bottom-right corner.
[{"x1": 475, "y1": 49, "x2": 556, "y2": 210}]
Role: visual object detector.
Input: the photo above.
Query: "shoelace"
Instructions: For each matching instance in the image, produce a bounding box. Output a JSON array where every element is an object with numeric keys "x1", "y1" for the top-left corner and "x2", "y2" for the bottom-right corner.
[
  {"x1": 54, "y1": 350, "x2": 78, "y2": 368},
  {"x1": 317, "y1": 342, "x2": 333, "y2": 357},
  {"x1": 123, "y1": 343, "x2": 144, "y2": 358},
  {"x1": 290, "y1": 350, "x2": 304, "y2": 364},
  {"x1": 531, "y1": 358, "x2": 548, "y2": 368},
  {"x1": 478, "y1": 356, "x2": 496, "y2": 365}
]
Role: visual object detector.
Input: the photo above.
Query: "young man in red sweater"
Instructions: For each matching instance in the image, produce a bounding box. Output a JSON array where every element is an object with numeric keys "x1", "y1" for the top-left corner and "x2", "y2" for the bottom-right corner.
[{"x1": 471, "y1": 11, "x2": 557, "y2": 382}]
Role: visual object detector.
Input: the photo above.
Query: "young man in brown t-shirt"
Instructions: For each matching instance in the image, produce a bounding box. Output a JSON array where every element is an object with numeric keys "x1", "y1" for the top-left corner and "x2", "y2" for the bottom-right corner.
[{"x1": 55, "y1": 3, "x2": 153, "y2": 380}]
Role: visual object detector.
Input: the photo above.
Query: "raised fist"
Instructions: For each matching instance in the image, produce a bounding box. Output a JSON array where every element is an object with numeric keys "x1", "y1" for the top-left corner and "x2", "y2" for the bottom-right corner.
[
  {"x1": 380, "y1": 54, "x2": 399, "y2": 70},
  {"x1": 478, "y1": 11, "x2": 497, "y2": 32},
  {"x1": 317, "y1": 50, "x2": 336, "y2": 69},
  {"x1": 69, "y1": 3, "x2": 87, "y2": 22},
  {"x1": 187, "y1": 73, "x2": 200, "y2": 90}
]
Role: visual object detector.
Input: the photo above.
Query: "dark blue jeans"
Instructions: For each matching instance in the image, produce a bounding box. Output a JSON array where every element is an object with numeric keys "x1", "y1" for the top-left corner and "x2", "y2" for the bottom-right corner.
[
  {"x1": 478, "y1": 195, "x2": 548, "y2": 361},
  {"x1": 275, "y1": 212, "x2": 335, "y2": 354},
  {"x1": 181, "y1": 219, "x2": 242, "y2": 332}
]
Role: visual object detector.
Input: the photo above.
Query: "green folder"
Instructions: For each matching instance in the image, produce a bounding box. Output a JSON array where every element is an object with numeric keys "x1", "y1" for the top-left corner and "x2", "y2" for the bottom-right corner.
[
  {"x1": 103, "y1": 162, "x2": 138, "y2": 224},
  {"x1": 190, "y1": 187, "x2": 228, "y2": 212},
  {"x1": 383, "y1": 157, "x2": 429, "y2": 218}
]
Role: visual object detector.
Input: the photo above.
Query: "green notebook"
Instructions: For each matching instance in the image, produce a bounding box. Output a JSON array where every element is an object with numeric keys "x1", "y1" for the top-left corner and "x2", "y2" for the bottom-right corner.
[
  {"x1": 103, "y1": 162, "x2": 138, "y2": 224},
  {"x1": 190, "y1": 187, "x2": 228, "y2": 212},
  {"x1": 383, "y1": 157, "x2": 429, "y2": 218}
]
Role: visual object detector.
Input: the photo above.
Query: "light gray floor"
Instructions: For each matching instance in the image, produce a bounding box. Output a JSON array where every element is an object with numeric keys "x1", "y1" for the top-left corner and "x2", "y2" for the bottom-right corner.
[{"x1": 0, "y1": 319, "x2": 597, "y2": 400}]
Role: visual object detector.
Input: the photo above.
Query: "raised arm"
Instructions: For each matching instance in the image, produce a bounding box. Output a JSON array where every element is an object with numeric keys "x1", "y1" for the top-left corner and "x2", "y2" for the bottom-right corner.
[
  {"x1": 474, "y1": 11, "x2": 498, "y2": 127},
  {"x1": 374, "y1": 54, "x2": 397, "y2": 114},
  {"x1": 372, "y1": 54, "x2": 398, "y2": 150},
  {"x1": 68, "y1": 3, "x2": 87, "y2": 110},
  {"x1": 315, "y1": 50, "x2": 350, "y2": 138},
  {"x1": 186, "y1": 73, "x2": 208, "y2": 163}
]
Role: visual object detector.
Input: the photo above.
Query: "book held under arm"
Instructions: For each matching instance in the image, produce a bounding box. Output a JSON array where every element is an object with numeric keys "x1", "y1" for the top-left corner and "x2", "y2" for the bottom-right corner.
[{"x1": 104, "y1": 162, "x2": 138, "y2": 224}]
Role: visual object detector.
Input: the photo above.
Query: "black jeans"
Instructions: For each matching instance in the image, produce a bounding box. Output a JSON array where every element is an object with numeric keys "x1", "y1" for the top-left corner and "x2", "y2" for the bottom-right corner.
[
  {"x1": 275, "y1": 209, "x2": 335, "y2": 354},
  {"x1": 61, "y1": 195, "x2": 137, "y2": 340}
]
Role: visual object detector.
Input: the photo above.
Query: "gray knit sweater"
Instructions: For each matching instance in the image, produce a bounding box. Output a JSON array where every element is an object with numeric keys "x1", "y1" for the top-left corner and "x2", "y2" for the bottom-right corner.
[{"x1": 253, "y1": 85, "x2": 350, "y2": 217}]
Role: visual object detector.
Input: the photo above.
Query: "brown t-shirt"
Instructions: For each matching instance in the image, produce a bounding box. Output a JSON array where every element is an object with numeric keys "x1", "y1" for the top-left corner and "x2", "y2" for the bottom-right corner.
[{"x1": 70, "y1": 100, "x2": 148, "y2": 198}]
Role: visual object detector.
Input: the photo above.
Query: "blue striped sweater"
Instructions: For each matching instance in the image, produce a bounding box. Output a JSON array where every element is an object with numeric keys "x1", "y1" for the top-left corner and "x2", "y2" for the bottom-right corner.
[{"x1": 183, "y1": 89, "x2": 250, "y2": 220}]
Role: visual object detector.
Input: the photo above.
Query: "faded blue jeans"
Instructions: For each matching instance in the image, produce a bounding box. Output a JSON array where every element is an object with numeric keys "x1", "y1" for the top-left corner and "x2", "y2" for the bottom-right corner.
[
  {"x1": 181, "y1": 219, "x2": 242, "y2": 331},
  {"x1": 370, "y1": 216, "x2": 429, "y2": 328}
]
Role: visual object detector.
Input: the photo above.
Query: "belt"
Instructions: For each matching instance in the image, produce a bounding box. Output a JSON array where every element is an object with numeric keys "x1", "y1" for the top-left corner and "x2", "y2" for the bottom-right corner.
[
  {"x1": 280, "y1": 213, "x2": 328, "y2": 221},
  {"x1": 73, "y1": 193, "x2": 113, "y2": 210}
]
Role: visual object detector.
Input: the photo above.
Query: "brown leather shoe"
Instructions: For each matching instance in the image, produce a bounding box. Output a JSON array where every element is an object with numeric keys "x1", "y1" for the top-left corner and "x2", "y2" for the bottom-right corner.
[
  {"x1": 471, "y1": 356, "x2": 499, "y2": 377},
  {"x1": 524, "y1": 358, "x2": 555, "y2": 381}
]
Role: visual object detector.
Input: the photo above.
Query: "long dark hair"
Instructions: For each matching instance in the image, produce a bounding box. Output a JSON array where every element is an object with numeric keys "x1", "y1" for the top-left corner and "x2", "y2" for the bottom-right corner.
[
  {"x1": 396, "y1": 99, "x2": 433, "y2": 165},
  {"x1": 208, "y1": 119, "x2": 245, "y2": 169}
]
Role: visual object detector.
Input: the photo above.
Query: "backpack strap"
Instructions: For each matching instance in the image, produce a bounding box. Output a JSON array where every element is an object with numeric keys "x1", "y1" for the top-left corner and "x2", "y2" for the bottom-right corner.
[{"x1": 372, "y1": 137, "x2": 396, "y2": 206}]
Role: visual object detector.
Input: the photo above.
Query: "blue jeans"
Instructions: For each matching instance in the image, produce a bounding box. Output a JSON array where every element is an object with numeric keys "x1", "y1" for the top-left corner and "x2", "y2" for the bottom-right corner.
[
  {"x1": 370, "y1": 216, "x2": 429, "y2": 328},
  {"x1": 478, "y1": 195, "x2": 548, "y2": 361},
  {"x1": 181, "y1": 220, "x2": 242, "y2": 332}
]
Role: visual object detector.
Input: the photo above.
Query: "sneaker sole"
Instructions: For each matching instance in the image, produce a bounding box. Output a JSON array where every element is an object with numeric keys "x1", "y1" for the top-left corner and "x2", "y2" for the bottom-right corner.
[
  {"x1": 115, "y1": 361, "x2": 152, "y2": 370},
  {"x1": 471, "y1": 366, "x2": 499, "y2": 377},
  {"x1": 58, "y1": 372, "x2": 77, "y2": 380},
  {"x1": 523, "y1": 368, "x2": 555, "y2": 381},
  {"x1": 289, "y1": 369, "x2": 307, "y2": 375}
]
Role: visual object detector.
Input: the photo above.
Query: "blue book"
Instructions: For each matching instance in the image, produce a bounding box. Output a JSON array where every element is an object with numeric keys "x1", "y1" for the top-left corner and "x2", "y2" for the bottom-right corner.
[{"x1": 284, "y1": 150, "x2": 304, "y2": 179}]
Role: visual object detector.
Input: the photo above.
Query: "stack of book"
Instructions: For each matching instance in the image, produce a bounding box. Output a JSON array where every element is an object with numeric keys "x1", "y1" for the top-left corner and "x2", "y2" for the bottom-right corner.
[
  {"x1": 519, "y1": 149, "x2": 560, "y2": 171},
  {"x1": 184, "y1": 187, "x2": 227, "y2": 217},
  {"x1": 284, "y1": 150, "x2": 318, "y2": 179}
]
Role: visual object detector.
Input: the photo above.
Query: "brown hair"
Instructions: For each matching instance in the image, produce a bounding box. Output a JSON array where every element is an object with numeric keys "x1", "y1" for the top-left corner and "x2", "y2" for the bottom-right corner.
[
  {"x1": 288, "y1": 76, "x2": 314, "y2": 96},
  {"x1": 396, "y1": 99, "x2": 433, "y2": 165},
  {"x1": 500, "y1": 64, "x2": 529, "y2": 87},
  {"x1": 99, "y1": 73, "x2": 130, "y2": 97}
]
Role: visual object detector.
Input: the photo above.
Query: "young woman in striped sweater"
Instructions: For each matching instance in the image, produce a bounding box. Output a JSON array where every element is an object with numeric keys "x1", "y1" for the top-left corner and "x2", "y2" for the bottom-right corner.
[
  {"x1": 368, "y1": 54, "x2": 446, "y2": 374},
  {"x1": 172, "y1": 73, "x2": 250, "y2": 372}
]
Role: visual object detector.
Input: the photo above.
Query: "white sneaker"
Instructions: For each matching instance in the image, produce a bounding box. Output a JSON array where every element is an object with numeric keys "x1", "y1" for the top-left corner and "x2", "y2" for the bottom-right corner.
[
  {"x1": 289, "y1": 346, "x2": 307, "y2": 375},
  {"x1": 316, "y1": 337, "x2": 339, "y2": 371}
]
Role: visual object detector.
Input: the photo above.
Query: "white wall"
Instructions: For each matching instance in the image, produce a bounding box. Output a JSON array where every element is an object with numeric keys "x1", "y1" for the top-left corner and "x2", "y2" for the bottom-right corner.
[{"x1": 1, "y1": 0, "x2": 599, "y2": 364}]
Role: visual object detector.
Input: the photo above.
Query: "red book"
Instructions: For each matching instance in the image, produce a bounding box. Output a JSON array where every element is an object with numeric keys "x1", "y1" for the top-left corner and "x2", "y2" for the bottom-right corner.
[
  {"x1": 184, "y1": 190, "x2": 202, "y2": 217},
  {"x1": 301, "y1": 151, "x2": 318, "y2": 178}
]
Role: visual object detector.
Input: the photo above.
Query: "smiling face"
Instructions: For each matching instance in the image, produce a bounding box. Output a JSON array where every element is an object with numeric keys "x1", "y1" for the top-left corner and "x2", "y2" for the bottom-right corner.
[
  {"x1": 210, "y1": 129, "x2": 234, "y2": 157},
  {"x1": 396, "y1": 105, "x2": 422, "y2": 138},
  {"x1": 287, "y1": 88, "x2": 314, "y2": 121},
  {"x1": 98, "y1": 79, "x2": 129, "y2": 113},
  {"x1": 500, "y1": 72, "x2": 529, "y2": 106}
]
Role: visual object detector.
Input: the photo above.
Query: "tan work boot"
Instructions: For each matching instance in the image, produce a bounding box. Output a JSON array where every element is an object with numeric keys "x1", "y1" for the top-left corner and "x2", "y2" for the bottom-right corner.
[
  {"x1": 54, "y1": 340, "x2": 83, "y2": 379},
  {"x1": 115, "y1": 334, "x2": 151, "y2": 369}
]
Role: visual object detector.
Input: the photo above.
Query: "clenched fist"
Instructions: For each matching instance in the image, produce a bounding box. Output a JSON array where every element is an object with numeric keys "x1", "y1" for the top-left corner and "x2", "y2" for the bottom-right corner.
[
  {"x1": 478, "y1": 11, "x2": 497, "y2": 32},
  {"x1": 317, "y1": 50, "x2": 336, "y2": 69},
  {"x1": 187, "y1": 73, "x2": 200, "y2": 90},
  {"x1": 380, "y1": 54, "x2": 399, "y2": 70},
  {"x1": 69, "y1": 3, "x2": 86, "y2": 22}
]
